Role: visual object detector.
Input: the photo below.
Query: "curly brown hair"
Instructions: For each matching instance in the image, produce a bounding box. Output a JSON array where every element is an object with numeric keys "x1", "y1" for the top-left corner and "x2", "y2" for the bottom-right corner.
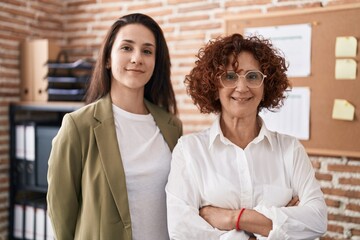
[{"x1": 184, "y1": 33, "x2": 291, "y2": 114}]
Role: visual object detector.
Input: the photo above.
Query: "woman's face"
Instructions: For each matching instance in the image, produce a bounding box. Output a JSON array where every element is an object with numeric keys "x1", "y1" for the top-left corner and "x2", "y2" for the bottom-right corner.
[
  {"x1": 108, "y1": 23, "x2": 156, "y2": 91},
  {"x1": 218, "y1": 51, "x2": 264, "y2": 120}
]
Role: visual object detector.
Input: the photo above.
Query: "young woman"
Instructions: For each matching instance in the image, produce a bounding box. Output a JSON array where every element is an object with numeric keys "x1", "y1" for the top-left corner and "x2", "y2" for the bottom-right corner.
[{"x1": 47, "y1": 13, "x2": 182, "y2": 240}]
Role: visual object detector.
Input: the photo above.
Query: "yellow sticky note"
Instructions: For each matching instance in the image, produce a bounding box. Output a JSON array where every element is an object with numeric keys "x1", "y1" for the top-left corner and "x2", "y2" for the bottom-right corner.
[
  {"x1": 335, "y1": 59, "x2": 357, "y2": 79},
  {"x1": 335, "y1": 36, "x2": 357, "y2": 57},
  {"x1": 332, "y1": 99, "x2": 355, "y2": 121}
]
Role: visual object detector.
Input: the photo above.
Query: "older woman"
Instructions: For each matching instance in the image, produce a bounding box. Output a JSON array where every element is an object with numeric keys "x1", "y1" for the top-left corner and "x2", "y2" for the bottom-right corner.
[{"x1": 166, "y1": 33, "x2": 327, "y2": 240}]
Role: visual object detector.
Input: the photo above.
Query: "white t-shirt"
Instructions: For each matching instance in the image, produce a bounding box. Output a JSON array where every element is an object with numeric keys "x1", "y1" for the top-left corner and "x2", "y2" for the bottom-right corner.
[
  {"x1": 113, "y1": 104, "x2": 171, "y2": 240},
  {"x1": 166, "y1": 116, "x2": 327, "y2": 240}
]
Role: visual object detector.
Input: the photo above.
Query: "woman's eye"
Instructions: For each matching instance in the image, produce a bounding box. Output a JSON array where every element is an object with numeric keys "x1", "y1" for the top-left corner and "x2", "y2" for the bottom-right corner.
[
  {"x1": 247, "y1": 72, "x2": 260, "y2": 81},
  {"x1": 247, "y1": 73, "x2": 257, "y2": 79},
  {"x1": 121, "y1": 46, "x2": 132, "y2": 51},
  {"x1": 143, "y1": 49, "x2": 153, "y2": 55},
  {"x1": 226, "y1": 73, "x2": 237, "y2": 80}
]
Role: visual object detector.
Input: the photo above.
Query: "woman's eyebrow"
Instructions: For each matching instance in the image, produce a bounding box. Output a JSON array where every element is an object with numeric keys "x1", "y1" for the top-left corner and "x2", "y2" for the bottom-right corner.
[{"x1": 122, "y1": 39, "x2": 155, "y2": 47}]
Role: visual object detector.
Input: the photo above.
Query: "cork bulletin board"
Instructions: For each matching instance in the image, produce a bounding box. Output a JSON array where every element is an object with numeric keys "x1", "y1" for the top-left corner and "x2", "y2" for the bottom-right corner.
[{"x1": 225, "y1": 4, "x2": 360, "y2": 158}]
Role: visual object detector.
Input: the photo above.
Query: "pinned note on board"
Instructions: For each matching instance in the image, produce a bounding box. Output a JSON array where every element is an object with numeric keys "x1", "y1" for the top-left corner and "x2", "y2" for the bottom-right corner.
[
  {"x1": 335, "y1": 36, "x2": 357, "y2": 57},
  {"x1": 332, "y1": 99, "x2": 355, "y2": 121},
  {"x1": 335, "y1": 59, "x2": 357, "y2": 80}
]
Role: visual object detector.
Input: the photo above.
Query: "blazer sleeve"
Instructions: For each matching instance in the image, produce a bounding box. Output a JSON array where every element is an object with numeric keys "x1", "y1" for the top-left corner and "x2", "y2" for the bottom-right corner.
[{"x1": 47, "y1": 113, "x2": 83, "y2": 239}]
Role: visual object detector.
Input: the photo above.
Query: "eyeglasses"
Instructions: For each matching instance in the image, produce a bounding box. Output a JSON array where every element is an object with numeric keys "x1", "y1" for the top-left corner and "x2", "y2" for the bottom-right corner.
[{"x1": 220, "y1": 70, "x2": 266, "y2": 88}]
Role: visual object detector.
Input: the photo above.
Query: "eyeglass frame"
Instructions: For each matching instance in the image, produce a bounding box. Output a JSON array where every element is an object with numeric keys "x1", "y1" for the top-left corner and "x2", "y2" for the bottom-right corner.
[{"x1": 219, "y1": 70, "x2": 267, "y2": 89}]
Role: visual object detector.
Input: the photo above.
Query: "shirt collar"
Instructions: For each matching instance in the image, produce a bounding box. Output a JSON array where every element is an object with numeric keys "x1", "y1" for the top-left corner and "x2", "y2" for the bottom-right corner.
[
  {"x1": 208, "y1": 115, "x2": 275, "y2": 151},
  {"x1": 253, "y1": 117, "x2": 275, "y2": 151},
  {"x1": 209, "y1": 115, "x2": 225, "y2": 149}
]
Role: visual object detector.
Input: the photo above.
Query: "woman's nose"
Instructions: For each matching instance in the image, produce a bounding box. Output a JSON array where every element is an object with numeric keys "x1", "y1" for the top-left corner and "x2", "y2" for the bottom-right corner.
[
  {"x1": 235, "y1": 76, "x2": 249, "y2": 91},
  {"x1": 131, "y1": 51, "x2": 142, "y2": 64}
]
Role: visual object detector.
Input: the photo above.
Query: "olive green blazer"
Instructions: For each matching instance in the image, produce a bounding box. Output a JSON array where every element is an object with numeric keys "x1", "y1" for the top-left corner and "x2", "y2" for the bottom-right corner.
[{"x1": 47, "y1": 94, "x2": 182, "y2": 240}]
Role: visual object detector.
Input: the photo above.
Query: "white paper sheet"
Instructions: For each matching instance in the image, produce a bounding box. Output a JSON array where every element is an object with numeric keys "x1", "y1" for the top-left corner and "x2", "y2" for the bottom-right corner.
[
  {"x1": 244, "y1": 24, "x2": 312, "y2": 77},
  {"x1": 260, "y1": 87, "x2": 310, "y2": 140}
]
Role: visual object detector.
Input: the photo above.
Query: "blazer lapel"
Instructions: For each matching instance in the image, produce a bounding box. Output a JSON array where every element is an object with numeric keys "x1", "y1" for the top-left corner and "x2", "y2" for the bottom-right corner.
[
  {"x1": 145, "y1": 99, "x2": 180, "y2": 151},
  {"x1": 93, "y1": 95, "x2": 132, "y2": 231}
]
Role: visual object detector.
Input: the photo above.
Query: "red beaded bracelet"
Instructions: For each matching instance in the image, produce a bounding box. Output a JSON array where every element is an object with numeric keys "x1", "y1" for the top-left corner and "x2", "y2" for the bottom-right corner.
[{"x1": 236, "y1": 208, "x2": 246, "y2": 231}]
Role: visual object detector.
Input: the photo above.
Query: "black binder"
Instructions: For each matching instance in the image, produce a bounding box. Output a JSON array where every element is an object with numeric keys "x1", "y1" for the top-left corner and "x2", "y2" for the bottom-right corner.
[{"x1": 35, "y1": 125, "x2": 60, "y2": 188}]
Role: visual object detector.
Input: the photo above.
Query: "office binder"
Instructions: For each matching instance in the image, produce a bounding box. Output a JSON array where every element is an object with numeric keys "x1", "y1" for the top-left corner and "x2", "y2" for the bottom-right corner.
[
  {"x1": 15, "y1": 125, "x2": 26, "y2": 187},
  {"x1": 35, "y1": 202, "x2": 46, "y2": 240},
  {"x1": 25, "y1": 203, "x2": 35, "y2": 239},
  {"x1": 13, "y1": 204, "x2": 24, "y2": 238},
  {"x1": 25, "y1": 123, "x2": 36, "y2": 187},
  {"x1": 35, "y1": 126, "x2": 60, "y2": 188},
  {"x1": 20, "y1": 39, "x2": 60, "y2": 101},
  {"x1": 31, "y1": 199, "x2": 47, "y2": 240},
  {"x1": 15, "y1": 125, "x2": 25, "y2": 159}
]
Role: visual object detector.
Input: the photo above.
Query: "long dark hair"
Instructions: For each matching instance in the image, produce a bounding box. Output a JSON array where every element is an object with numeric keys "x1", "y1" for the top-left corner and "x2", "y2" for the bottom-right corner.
[{"x1": 85, "y1": 13, "x2": 177, "y2": 114}]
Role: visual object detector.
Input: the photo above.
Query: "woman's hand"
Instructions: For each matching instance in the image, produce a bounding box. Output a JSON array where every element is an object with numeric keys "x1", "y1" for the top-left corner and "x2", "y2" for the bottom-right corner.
[
  {"x1": 286, "y1": 196, "x2": 300, "y2": 207},
  {"x1": 199, "y1": 205, "x2": 238, "y2": 231}
]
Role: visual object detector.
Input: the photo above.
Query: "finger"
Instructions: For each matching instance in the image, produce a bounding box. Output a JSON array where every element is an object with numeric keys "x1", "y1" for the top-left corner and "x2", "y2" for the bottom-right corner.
[
  {"x1": 286, "y1": 196, "x2": 299, "y2": 207},
  {"x1": 292, "y1": 196, "x2": 299, "y2": 204},
  {"x1": 199, "y1": 209, "x2": 205, "y2": 217},
  {"x1": 286, "y1": 198, "x2": 295, "y2": 207}
]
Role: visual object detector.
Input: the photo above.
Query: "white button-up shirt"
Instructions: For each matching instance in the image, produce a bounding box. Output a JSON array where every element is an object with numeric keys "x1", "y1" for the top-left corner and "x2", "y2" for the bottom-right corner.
[{"x1": 166, "y1": 116, "x2": 327, "y2": 240}]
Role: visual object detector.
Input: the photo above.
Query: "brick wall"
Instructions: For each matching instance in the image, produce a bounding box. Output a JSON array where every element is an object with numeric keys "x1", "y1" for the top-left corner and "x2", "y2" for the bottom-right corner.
[
  {"x1": 0, "y1": 0, "x2": 359, "y2": 239},
  {"x1": 0, "y1": 1, "x2": 64, "y2": 238}
]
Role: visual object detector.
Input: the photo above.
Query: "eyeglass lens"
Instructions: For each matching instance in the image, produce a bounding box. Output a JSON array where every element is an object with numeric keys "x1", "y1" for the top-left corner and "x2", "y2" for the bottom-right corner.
[{"x1": 221, "y1": 71, "x2": 264, "y2": 88}]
